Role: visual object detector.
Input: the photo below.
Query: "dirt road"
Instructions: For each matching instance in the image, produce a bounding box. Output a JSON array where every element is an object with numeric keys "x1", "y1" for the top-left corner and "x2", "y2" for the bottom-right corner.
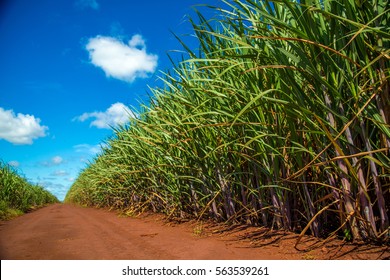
[{"x1": 0, "y1": 203, "x2": 388, "y2": 260}]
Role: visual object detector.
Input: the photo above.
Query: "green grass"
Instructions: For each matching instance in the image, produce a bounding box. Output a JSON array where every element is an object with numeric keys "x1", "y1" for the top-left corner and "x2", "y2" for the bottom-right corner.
[
  {"x1": 65, "y1": 0, "x2": 389, "y2": 244},
  {"x1": 0, "y1": 161, "x2": 59, "y2": 220}
]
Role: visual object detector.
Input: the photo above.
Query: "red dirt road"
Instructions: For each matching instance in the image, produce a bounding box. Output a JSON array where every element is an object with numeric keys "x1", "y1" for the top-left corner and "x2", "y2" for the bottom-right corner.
[{"x1": 0, "y1": 203, "x2": 388, "y2": 260}]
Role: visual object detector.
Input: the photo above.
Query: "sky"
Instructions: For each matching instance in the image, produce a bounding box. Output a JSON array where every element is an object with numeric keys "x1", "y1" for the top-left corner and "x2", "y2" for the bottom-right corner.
[{"x1": 0, "y1": 0, "x2": 223, "y2": 201}]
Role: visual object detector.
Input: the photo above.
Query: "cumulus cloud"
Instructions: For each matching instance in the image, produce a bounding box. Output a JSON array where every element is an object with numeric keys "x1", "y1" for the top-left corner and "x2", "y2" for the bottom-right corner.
[
  {"x1": 0, "y1": 107, "x2": 48, "y2": 145},
  {"x1": 74, "y1": 102, "x2": 134, "y2": 129},
  {"x1": 75, "y1": 0, "x2": 99, "y2": 10},
  {"x1": 85, "y1": 34, "x2": 158, "y2": 82}
]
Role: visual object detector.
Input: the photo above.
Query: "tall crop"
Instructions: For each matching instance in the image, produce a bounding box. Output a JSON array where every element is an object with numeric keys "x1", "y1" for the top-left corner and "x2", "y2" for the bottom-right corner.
[
  {"x1": 66, "y1": 0, "x2": 389, "y2": 243},
  {"x1": 0, "y1": 161, "x2": 59, "y2": 219}
]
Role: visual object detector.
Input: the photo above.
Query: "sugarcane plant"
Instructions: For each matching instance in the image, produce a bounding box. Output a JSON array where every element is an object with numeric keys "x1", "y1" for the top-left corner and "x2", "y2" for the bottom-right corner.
[
  {"x1": 0, "y1": 161, "x2": 59, "y2": 220},
  {"x1": 65, "y1": 0, "x2": 389, "y2": 243}
]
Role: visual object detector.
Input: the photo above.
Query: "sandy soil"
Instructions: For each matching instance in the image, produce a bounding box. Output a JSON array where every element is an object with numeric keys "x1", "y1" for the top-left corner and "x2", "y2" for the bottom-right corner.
[{"x1": 0, "y1": 203, "x2": 388, "y2": 260}]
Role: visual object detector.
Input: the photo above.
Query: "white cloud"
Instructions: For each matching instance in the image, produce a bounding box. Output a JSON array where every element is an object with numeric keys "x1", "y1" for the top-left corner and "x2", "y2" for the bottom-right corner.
[
  {"x1": 75, "y1": 0, "x2": 99, "y2": 10},
  {"x1": 8, "y1": 161, "x2": 20, "y2": 168},
  {"x1": 74, "y1": 102, "x2": 134, "y2": 129},
  {"x1": 41, "y1": 156, "x2": 64, "y2": 167},
  {"x1": 86, "y1": 35, "x2": 158, "y2": 82},
  {"x1": 52, "y1": 156, "x2": 63, "y2": 165},
  {"x1": 0, "y1": 107, "x2": 48, "y2": 145},
  {"x1": 74, "y1": 143, "x2": 103, "y2": 155}
]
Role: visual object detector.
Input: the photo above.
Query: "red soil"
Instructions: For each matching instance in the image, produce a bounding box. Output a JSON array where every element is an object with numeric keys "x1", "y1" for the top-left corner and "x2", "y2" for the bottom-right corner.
[{"x1": 0, "y1": 203, "x2": 388, "y2": 260}]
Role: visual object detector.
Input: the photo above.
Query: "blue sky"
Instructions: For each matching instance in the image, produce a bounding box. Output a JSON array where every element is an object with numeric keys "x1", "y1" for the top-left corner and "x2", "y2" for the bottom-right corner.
[{"x1": 0, "y1": 0, "x2": 222, "y2": 200}]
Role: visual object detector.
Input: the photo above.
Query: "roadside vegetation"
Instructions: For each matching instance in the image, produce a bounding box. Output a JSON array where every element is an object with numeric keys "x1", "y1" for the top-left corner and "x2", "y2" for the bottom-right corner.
[
  {"x1": 66, "y1": 0, "x2": 389, "y2": 243},
  {"x1": 0, "y1": 161, "x2": 59, "y2": 220}
]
